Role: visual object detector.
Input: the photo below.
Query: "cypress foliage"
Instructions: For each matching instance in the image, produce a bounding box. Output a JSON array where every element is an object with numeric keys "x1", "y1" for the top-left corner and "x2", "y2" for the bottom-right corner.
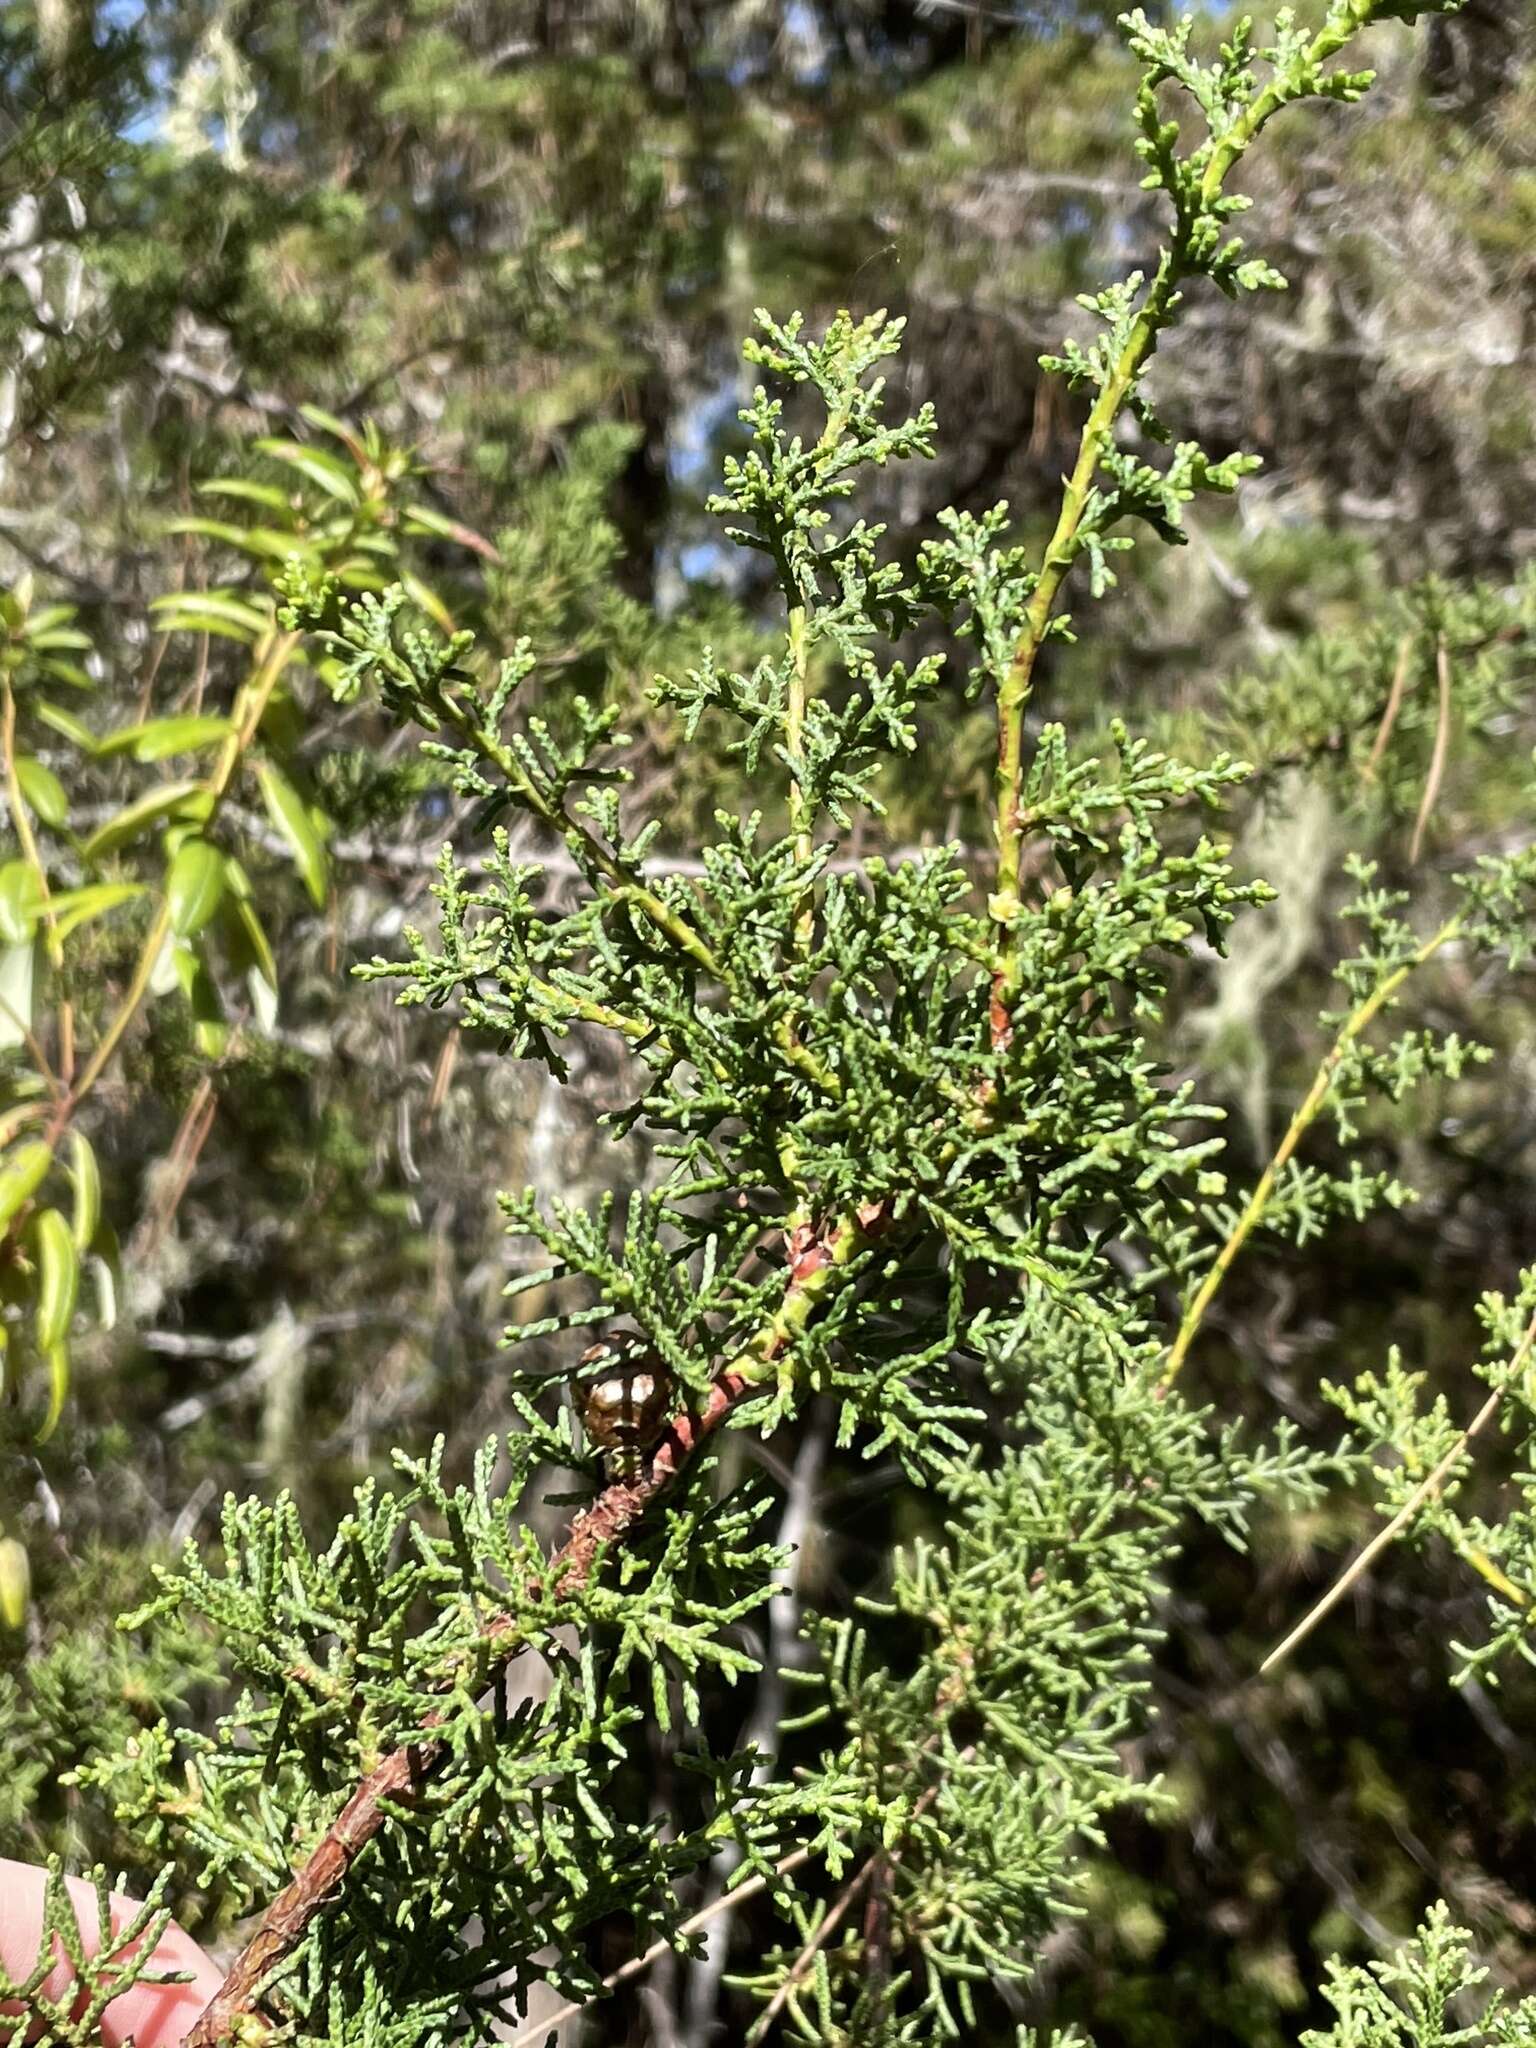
[{"x1": 16, "y1": 3, "x2": 1536, "y2": 2045}]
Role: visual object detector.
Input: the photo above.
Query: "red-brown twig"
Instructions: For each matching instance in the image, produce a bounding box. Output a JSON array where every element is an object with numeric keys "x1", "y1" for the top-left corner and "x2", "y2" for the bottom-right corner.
[
  {"x1": 186, "y1": 1205, "x2": 897, "y2": 2047},
  {"x1": 185, "y1": 1368, "x2": 753, "y2": 2046},
  {"x1": 741, "y1": 1745, "x2": 964, "y2": 2047},
  {"x1": 742, "y1": 1857, "x2": 881, "y2": 2046}
]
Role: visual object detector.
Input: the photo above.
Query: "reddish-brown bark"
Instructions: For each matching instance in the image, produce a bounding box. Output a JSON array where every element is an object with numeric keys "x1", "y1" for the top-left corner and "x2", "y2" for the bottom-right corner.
[{"x1": 184, "y1": 1199, "x2": 907, "y2": 2045}]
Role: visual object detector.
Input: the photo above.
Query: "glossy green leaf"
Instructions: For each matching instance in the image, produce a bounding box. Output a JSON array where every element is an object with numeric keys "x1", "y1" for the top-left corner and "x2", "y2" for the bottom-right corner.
[
  {"x1": 246, "y1": 962, "x2": 279, "y2": 1034},
  {"x1": 401, "y1": 502, "x2": 501, "y2": 563},
  {"x1": 0, "y1": 940, "x2": 35, "y2": 1051},
  {"x1": 161, "y1": 516, "x2": 308, "y2": 563},
  {"x1": 0, "y1": 1141, "x2": 51, "y2": 1228},
  {"x1": 81, "y1": 780, "x2": 202, "y2": 862},
  {"x1": 96, "y1": 713, "x2": 235, "y2": 761},
  {"x1": 33, "y1": 1207, "x2": 78, "y2": 1353},
  {"x1": 148, "y1": 931, "x2": 181, "y2": 997},
  {"x1": 255, "y1": 759, "x2": 328, "y2": 907},
  {"x1": 67, "y1": 1130, "x2": 100, "y2": 1254},
  {"x1": 150, "y1": 589, "x2": 273, "y2": 638},
  {"x1": 172, "y1": 941, "x2": 229, "y2": 1057},
  {"x1": 32, "y1": 699, "x2": 99, "y2": 749},
  {"x1": 49, "y1": 882, "x2": 147, "y2": 942},
  {"x1": 0, "y1": 1534, "x2": 29, "y2": 1629},
  {"x1": 0, "y1": 861, "x2": 44, "y2": 945},
  {"x1": 223, "y1": 860, "x2": 278, "y2": 991},
  {"x1": 0, "y1": 1104, "x2": 45, "y2": 1151},
  {"x1": 194, "y1": 478, "x2": 292, "y2": 512},
  {"x1": 38, "y1": 1341, "x2": 69, "y2": 1444},
  {"x1": 36, "y1": 658, "x2": 92, "y2": 690},
  {"x1": 89, "y1": 1250, "x2": 117, "y2": 1334},
  {"x1": 15, "y1": 755, "x2": 68, "y2": 826},
  {"x1": 401, "y1": 570, "x2": 454, "y2": 635},
  {"x1": 167, "y1": 837, "x2": 226, "y2": 938},
  {"x1": 253, "y1": 437, "x2": 360, "y2": 506},
  {"x1": 23, "y1": 604, "x2": 75, "y2": 636},
  {"x1": 296, "y1": 403, "x2": 368, "y2": 461}
]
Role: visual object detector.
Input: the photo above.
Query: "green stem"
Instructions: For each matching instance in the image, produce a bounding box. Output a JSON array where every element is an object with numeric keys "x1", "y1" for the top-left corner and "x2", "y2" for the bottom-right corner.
[
  {"x1": 989, "y1": 0, "x2": 1397, "y2": 1043},
  {"x1": 991, "y1": 255, "x2": 1181, "y2": 1042},
  {"x1": 1261, "y1": 1300, "x2": 1536, "y2": 1675},
  {"x1": 48, "y1": 630, "x2": 299, "y2": 1141},
  {"x1": 785, "y1": 602, "x2": 815, "y2": 952},
  {"x1": 433, "y1": 679, "x2": 842, "y2": 1103},
  {"x1": 54, "y1": 898, "x2": 175, "y2": 1130},
  {"x1": 1163, "y1": 913, "x2": 1461, "y2": 1388},
  {"x1": 434, "y1": 686, "x2": 724, "y2": 979}
]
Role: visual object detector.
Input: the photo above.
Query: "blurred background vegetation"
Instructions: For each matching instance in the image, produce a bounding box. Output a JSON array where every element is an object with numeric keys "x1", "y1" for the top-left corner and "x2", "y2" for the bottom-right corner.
[{"x1": 3, "y1": 1, "x2": 1536, "y2": 2041}]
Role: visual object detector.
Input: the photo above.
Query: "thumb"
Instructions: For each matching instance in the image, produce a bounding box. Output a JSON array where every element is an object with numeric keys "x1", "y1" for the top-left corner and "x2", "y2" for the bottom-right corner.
[{"x1": 0, "y1": 1857, "x2": 223, "y2": 2048}]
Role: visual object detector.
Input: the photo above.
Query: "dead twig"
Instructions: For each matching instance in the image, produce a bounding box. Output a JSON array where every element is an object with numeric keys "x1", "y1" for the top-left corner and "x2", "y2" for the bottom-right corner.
[{"x1": 1408, "y1": 633, "x2": 1453, "y2": 863}]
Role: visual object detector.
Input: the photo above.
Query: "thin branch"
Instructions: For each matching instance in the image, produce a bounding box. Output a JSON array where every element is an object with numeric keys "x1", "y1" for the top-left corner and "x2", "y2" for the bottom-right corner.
[
  {"x1": 1261, "y1": 1305, "x2": 1536, "y2": 1674},
  {"x1": 130, "y1": 1074, "x2": 219, "y2": 1262},
  {"x1": 2, "y1": 673, "x2": 70, "y2": 1089},
  {"x1": 1363, "y1": 630, "x2": 1413, "y2": 782},
  {"x1": 184, "y1": 1204, "x2": 898, "y2": 2048},
  {"x1": 987, "y1": 4, "x2": 1371, "y2": 1044},
  {"x1": 684, "y1": 1409, "x2": 833, "y2": 2036},
  {"x1": 419, "y1": 674, "x2": 843, "y2": 1104},
  {"x1": 743, "y1": 1858, "x2": 881, "y2": 2047},
  {"x1": 501, "y1": 1848, "x2": 814, "y2": 2048},
  {"x1": 1408, "y1": 633, "x2": 1454, "y2": 864},
  {"x1": 41, "y1": 629, "x2": 300, "y2": 1150},
  {"x1": 1162, "y1": 912, "x2": 1462, "y2": 1388},
  {"x1": 742, "y1": 1746, "x2": 966, "y2": 2046}
]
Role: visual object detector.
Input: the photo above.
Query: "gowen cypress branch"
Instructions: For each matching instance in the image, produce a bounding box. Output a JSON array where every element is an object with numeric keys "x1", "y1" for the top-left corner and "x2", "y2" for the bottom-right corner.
[
  {"x1": 740, "y1": 1749, "x2": 968, "y2": 2048},
  {"x1": 985, "y1": 0, "x2": 1405, "y2": 1041},
  {"x1": 184, "y1": 1202, "x2": 897, "y2": 2048},
  {"x1": 500, "y1": 1849, "x2": 815, "y2": 2048},
  {"x1": 179, "y1": 10, "x2": 1456, "y2": 2032}
]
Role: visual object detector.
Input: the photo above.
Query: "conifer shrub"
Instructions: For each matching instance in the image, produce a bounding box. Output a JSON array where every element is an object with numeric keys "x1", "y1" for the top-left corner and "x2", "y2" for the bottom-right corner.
[{"x1": 17, "y1": 3, "x2": 1536, "y2": 2044}]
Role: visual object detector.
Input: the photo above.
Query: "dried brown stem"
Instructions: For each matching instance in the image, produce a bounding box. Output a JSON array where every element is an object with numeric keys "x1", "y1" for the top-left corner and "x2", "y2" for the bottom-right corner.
[
  {"x1": 742, "y1": 1745, "x2": 963, "y2": 2047},
  {"x1": 1408, "y1": 633, "x2": 1453, "y2": 864},
  {"x1": 501, "y1": 1847, "x2": 815, "y2": 2048},
  {"x1": 1363, "y1": 631, "x2": 1413, "y2": 782}
]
